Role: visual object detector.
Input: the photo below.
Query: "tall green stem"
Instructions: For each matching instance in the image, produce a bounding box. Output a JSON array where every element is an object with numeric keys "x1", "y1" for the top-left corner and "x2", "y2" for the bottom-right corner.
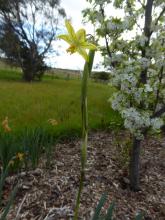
[{"x1": 74, "y1": 51, "x2": 95, "y2": 220}]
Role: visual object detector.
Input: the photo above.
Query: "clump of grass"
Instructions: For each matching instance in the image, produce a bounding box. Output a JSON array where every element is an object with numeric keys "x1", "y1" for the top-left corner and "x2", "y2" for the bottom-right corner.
[{"x1": 0, "y1": 117, "x2": 58, "y2": 171}]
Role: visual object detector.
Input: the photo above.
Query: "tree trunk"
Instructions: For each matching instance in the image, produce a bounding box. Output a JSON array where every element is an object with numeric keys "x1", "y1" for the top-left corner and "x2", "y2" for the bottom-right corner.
[
  {"x1": 129, "y1": 136, "x2": 141, "y2": 191},
  {"x1": 22, "y1": 69, "x2": 34, "y2": 82}
]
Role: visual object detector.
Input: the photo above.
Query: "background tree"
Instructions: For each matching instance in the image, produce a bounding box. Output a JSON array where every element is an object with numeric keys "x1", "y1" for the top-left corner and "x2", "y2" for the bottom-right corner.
[
  {"x1": 0, "y1": 0, "x2": 66, "y2": 81},
  {"x1": 83, "y1": 0, "x2": 165, "y2": 191}
]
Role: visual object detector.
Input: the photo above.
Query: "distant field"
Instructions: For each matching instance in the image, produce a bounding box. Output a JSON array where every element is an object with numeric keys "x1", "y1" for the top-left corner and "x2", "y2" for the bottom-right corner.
[{"x1": 0, "y1": 68, "x2": 122, "y2": 138}]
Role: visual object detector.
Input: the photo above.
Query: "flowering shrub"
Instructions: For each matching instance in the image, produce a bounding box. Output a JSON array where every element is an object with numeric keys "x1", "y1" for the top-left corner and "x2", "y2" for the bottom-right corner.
[
  {"x1": 84, "y1": 0, "x2": 165, "y2": 139},
  {"x1": 83, "y1": 0, "x2": 165, "y2": 190}
]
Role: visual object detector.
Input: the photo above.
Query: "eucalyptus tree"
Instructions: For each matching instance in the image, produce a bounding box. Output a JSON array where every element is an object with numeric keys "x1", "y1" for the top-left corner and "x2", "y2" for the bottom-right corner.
[
  {"x1": 83, "y1": 0, "x2": 165, "y2": 191},
  {"x1": 0, "y1": 0, "x2": 66, "y2": 81}
]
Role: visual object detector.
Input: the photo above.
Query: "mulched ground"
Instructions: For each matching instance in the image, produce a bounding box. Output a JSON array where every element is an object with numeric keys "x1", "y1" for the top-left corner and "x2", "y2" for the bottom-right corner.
[{"x1": 1, "y1": 131, "x2": 165, "y2": 220}]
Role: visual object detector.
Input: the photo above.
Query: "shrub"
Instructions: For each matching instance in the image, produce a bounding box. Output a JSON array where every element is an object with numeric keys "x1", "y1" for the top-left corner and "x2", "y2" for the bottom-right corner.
[{"x1": 91, "y1": 71, "x2": 110, "y2": 81}]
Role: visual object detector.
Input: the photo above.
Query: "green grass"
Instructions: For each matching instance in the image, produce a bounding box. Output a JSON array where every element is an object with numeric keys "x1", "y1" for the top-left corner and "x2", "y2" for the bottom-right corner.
[
  {"x1": 0, "y1": 68, "x2": 21, "y2": 81},
  {"x1": 0, "y1": 68, "x2": 122, "y2": 169},
  {"x1": 0, "y1": 68, "x2": 122, "y2": 135}
]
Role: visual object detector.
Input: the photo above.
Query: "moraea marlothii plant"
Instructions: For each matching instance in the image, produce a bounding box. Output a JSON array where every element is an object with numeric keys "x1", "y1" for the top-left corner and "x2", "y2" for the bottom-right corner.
[
  {"x1": 58, "y1": 20, "x2": 96, "y2": 61},
  {"x1": 58, "y1": 20, "x2": 97, "y2": 220}
]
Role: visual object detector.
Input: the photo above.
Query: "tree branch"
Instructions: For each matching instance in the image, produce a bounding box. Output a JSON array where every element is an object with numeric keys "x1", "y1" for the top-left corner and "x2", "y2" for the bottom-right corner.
[
  {"x1": 144, "y1": 0, "x2": 153, "y2": 38},
  {"x1": 137, "y1": 0, "x2": 145, "y2": 9},
  {"x1": 152, "y1": 105, "x2": 165, "y2": 118},
  {"x1": 140, "y1": 0, "x2": 154, "y2": 84},
  {"x1": 155, "y1": 6, "x2": 165, "y2": 26},
  {"x1": 154, "y1": 65, "x2": 164, "y2": 112},
  {"x1": 99, "y1": 5, "x2": 117, "y2": 68},
  {"x1": 126, "y1": 0, "x2": 143, "y2": 31}
]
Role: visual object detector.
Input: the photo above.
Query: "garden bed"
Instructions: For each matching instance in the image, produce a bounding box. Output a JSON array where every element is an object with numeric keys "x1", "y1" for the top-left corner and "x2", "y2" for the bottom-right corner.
[{"x1": 2, "y1": 131, "x2": 165, "y2": 220}]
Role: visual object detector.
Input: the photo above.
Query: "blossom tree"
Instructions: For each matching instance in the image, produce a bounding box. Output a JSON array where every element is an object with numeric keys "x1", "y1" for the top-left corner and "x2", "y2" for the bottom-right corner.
[{"x1": 83, "y1": 0, "x2": 165, "y2": 191}]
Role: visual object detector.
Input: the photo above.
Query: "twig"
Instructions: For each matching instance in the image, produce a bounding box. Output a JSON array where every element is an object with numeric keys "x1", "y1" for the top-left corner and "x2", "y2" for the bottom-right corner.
[{"x1": 14, "y1": 193, "x2": 27, "y2": 220}]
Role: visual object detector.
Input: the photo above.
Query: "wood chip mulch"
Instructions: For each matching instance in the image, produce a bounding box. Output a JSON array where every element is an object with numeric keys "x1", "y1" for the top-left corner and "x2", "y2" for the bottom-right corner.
[{"x1": 1, "y1": 131, "x2": 165, "y2": 220}]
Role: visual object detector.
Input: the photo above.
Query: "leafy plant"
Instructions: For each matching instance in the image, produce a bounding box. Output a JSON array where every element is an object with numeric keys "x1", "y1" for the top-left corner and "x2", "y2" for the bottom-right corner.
[
  {"x1": 21, "y1": 127, "x2": 47, "y2": 168},
  {"x1": 0, "y1": 185, "x2": 17, "y2": 220},
  {"x1": 0, "y1": 118, "x2": 23, "y2": 170},
  {"x1": 92, "y1": 193, "x2": 143, "y2": 220},
  {"x1": 115, "y1": 137, "x2": 132, "y2": 169},
  {"x1": 0, "y1": 165, "x2": 17, "y2": 220}
]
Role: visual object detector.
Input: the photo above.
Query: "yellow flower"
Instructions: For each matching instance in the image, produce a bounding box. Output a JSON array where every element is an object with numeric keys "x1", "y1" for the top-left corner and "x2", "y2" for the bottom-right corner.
[
  {"x1": 58, "y1": 20, "x2": 97, "y2": 62},
  {"x1": 48, "y1": 119, "x2": 58, "y2": 126},
  {"x1": 9, "y1": 160, "x2": 14, "y2": 166},
  {"x1": 2, "y1": 116, "x2": 11, "y2": 132},
  {"x1": 16, "y1": 152, "x2": 24, "y2": 161}
]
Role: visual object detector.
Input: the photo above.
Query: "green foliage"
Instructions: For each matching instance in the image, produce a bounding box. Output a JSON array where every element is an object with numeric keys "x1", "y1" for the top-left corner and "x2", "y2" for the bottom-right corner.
[
  {"x1": 0, "y1": 185, "x2": 17, "y2": 220},
  {"x1": 0, "y1": 126, "x2": 56, "y2": 170},
  {"x1": 21, "y1": 127, "x2": 55, "y2": 168},
  {"x1": 0, "y1": 132, "x2": 21, "y2": 170},
  {"x1": 114, "y1": 136, "x2": 132, "y2": 169},
  {"x1": 0, "y1": 68, "x2": 21, "y2": 81},
  {"x1": 92, "y1": 193, "x2": 143, "y2": 220},
  {"x1": 21, "y1": 127, "x2": 45, "y2": 168},
  {"x1": 92, "y1": 193, "x2": 108, "y2": 220},
  {"x1": 91, "y1": 71, "x2": 110, "y2": 81},
  {"x1": 0, "y1": 166, "x2": 17, "y2": 220}
]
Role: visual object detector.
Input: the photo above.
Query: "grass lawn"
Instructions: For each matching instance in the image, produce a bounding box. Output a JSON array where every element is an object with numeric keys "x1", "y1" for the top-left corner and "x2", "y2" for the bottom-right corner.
[{"x1": 0, "y1": 68, "x2": 122, "y2": 136}]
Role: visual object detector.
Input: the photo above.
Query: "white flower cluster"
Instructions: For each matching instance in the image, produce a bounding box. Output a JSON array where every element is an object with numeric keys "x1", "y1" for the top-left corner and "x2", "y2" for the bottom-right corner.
[
  {"x1": 139, "y1": 57, "x2": 151, "y2": 69},
  {"x1": 121, "y1": 108, "x2": 151, "y2": 139},
  {"x1": 107, "y1": 16, "x2": 134, "y2": 31},
  {"x1": 85, "y1": 0, "x2": 165, "y2": 140},
  {"x1": 136, "y1": 35, "x2": 148, "y2": 47},
  {"x1": 107, "y1": 21, "x2": 124, "y2": 31},
  {"x1": 122, "y1": 16, "x2": 134, "y2": 29},
  {"x1": 119, "y1": 108, "x2": 163, "y2": 139},
  {"x1": 144, "y1": 84, "x2": 153, "y2": 92},
  {"x1": 110, "y1": 92, "x2": 130, "y2": 111},
  {"x1": 151, "y1": 118, "x2": 164, "y2": 130},
  {"x1": 92, "y1": 1, "x2": 165, "y2": 139}
]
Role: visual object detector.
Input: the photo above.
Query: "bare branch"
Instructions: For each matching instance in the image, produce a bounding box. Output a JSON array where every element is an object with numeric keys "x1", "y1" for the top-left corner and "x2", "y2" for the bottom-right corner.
[{"x1": 155, "y1": 6, "x2": 165, "y2": 26}]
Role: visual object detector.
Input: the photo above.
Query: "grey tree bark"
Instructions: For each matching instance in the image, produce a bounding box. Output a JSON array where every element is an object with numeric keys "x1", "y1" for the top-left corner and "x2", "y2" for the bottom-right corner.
[{"x1": 130, "y1": 137, "x2": 141, "y2": 191}]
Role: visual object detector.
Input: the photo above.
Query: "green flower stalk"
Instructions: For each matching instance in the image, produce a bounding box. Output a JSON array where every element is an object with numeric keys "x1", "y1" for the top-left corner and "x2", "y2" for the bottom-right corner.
[
  {"x1": 58, "y1": 20, "x2": 96, "y2": 220},
  {"x1": 74, "y1": 50, "x2": 95, "y2": 220}
]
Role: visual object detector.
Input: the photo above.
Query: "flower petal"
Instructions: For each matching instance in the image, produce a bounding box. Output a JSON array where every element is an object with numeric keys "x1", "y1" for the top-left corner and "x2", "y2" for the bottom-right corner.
[
  {"x1": 81, "y1": 42, "x2": 97, "y2": 50},
  {"x1": 77, "y1": 47, "x2": 89, "y2": 61},
  {"x1": 76, "y1": 29, "x2": 86, "y2": 42},
  {"x1": 58, "y1": 34, "x2": 72, "y2": 44},
  {"x1": 65, "y1": 20, "x2": 76, "y2": 40}
]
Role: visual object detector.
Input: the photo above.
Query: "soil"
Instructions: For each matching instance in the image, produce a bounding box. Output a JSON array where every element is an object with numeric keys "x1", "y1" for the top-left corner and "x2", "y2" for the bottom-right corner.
[{"x1": 1, "y1": 131, "x2": 165, "y2": 220}]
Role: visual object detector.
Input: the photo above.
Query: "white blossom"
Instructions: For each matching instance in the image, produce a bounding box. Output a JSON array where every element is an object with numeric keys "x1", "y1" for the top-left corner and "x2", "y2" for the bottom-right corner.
[
  {"x1": 151, "y1": 118, "x2": 164, "y2": 130},
  {"x1": 139, "y1": 58, "x2": 151, "y2": 69},
  {"x1": 144, "y1": 84, "x2": 153, "y2": 92}
]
